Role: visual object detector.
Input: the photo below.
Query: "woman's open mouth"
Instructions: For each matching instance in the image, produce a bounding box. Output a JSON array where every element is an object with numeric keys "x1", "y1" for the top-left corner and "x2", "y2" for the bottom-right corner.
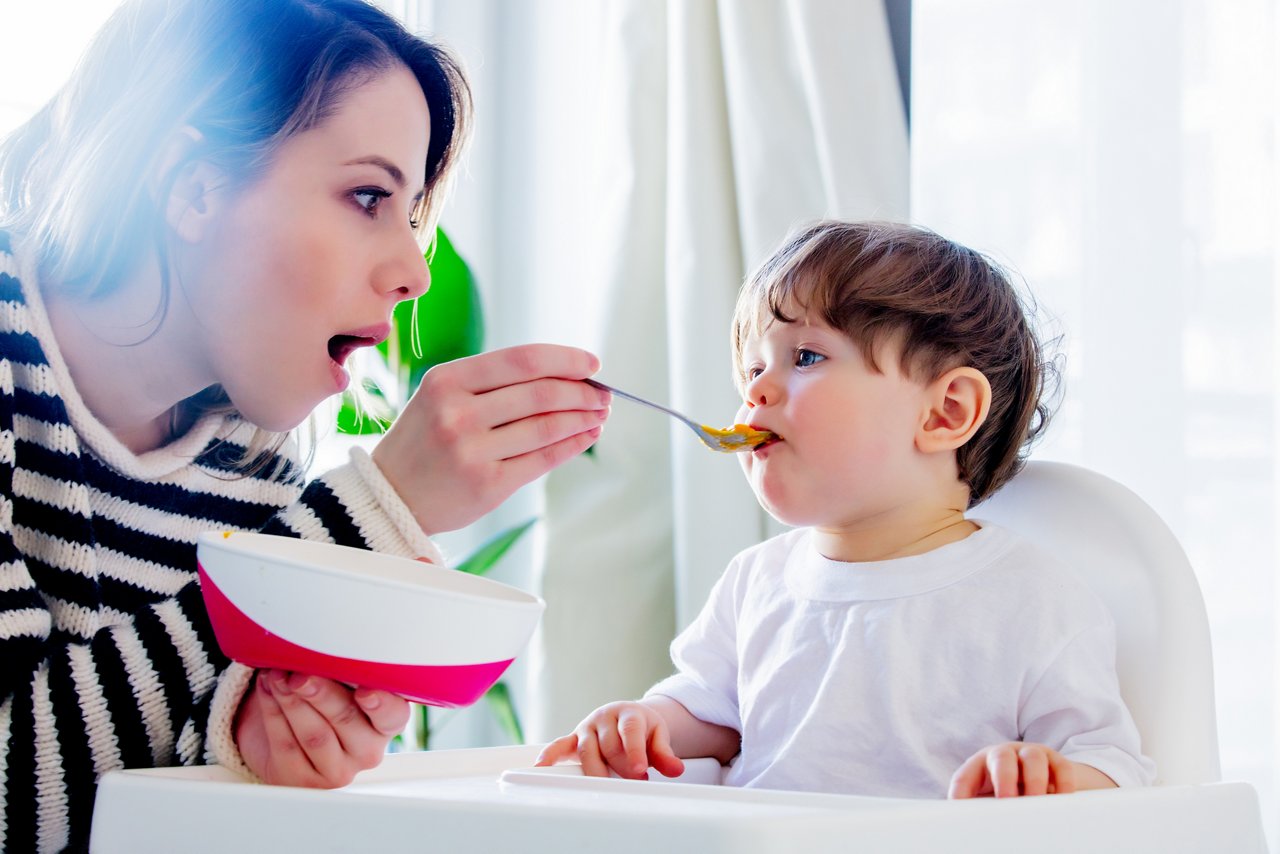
[
  {"x1": 327, "y1": 334, "x2": 376, "y2": 366},
  {"x1": 327, "y1": 323, "x2": 392, "y2": 367}
]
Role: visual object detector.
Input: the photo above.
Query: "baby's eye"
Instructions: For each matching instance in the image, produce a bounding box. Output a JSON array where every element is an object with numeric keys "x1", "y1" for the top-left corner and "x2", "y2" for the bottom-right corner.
[
  {"x1": 796, "y1": 348, "x2": 825, "y2": 368},
  {"x1": 352, "y1": 187, "x2": 392, "y2": 217}
]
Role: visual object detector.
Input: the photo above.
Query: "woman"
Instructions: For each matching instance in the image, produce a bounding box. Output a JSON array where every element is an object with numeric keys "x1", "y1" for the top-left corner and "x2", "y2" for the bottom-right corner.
[{"x1": 0, "y1": 1, "x2": 609, "y2": 850}]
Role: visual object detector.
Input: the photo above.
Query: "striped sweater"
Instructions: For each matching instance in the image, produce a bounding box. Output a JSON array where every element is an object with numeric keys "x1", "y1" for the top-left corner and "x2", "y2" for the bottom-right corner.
[{"x1": 0, "y1": 233, "x2": 443, "y2": 853}]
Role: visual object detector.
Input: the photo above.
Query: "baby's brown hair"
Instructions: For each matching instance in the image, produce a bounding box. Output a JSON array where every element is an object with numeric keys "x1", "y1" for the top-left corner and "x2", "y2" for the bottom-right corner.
[{"x1": 732, "y1": 220, "x2": 1058, "y2": 506}]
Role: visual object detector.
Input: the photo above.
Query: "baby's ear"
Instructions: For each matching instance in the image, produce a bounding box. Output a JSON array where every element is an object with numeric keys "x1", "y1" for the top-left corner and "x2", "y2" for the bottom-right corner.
[
  {"x1": 916, "y1": 367, "x2": 992, "y2": 453},
  {"x1": 152, "y1": 126, "x2": 226, "y2": 243}
]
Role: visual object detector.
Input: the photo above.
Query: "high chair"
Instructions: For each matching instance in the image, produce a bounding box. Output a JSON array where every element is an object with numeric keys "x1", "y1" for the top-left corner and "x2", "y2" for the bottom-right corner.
[
  {"x1": 91, "y1": 462, "x2": 1268, "y2": 853},
  {"x1": 971, "y1": 460, "x2": 1220, "y2": 785}
]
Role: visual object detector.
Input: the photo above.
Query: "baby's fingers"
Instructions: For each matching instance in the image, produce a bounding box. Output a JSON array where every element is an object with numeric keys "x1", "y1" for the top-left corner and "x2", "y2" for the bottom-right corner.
[
  {"x1": 1047, "y1": 750, "x2": 1077, "y2": 794},
  {"x1": 948, "y1": 750, "x2": 990, "y2": 799},
  {"x1": 1018, "y1": 745, "x2": 1050, "y2": 796},
  {"x1": 607, "y1": 707, "x2": 652, "y2": 779},
  {"x1": 576, "y1": 729, "x2": 611, "y2": 778},
  {"x1": 987, "y1": 745, "x2": 1021, "y2": 798},
  {"x1": 647, "y1": 723, "x2": 685, "y2": 780},
  {"x1": 534, "y1": 734, "x2": 580, "y2": 767}
]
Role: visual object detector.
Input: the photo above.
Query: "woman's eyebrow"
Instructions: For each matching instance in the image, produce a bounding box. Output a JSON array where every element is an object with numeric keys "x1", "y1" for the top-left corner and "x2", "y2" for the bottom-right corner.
[{"x1": 344, "y1": 155, "x2": 407, "y2": 189}]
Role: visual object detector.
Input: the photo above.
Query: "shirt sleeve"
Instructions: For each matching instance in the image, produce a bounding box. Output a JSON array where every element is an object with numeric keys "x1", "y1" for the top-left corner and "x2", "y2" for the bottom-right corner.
[
  {"x1": 1018, "y1": 619, "x2": 1158, "y2": 787},
  {"x1": 644, "y1": 559, "x2": 743, "y2": 732},
  {"x1": 255, "y1": 445, "x2": 443, "y2": 563}
]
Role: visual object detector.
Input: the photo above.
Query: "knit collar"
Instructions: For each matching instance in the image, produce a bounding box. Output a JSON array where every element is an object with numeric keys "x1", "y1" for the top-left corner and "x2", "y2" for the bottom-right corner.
[{"x1": 14, "y1": 238, "x2": 233, "y2": 479}]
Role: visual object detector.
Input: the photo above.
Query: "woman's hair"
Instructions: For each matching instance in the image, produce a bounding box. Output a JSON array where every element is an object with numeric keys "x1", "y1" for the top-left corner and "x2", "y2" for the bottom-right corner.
[
  {"x1": 732, "y1": 220, "x2": 1060, "y2": 507},
  {"x1": 0, "y1": 0, "x2": 472, "y2": 469}
]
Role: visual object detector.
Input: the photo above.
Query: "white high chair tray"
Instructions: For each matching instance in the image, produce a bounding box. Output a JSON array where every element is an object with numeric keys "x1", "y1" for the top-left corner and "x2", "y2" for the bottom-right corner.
[{"x1": 90, "y1": 744, "x2": 1267, "y2": 854}]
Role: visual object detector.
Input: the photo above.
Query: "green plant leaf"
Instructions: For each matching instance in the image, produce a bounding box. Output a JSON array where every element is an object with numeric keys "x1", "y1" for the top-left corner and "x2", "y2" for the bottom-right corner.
[
  {"x1": 484, "y1": 682, "x2": 524, "y2": 744},
  {"x1": 455, "y1": 518, "x2": 537, "y2": 576}
]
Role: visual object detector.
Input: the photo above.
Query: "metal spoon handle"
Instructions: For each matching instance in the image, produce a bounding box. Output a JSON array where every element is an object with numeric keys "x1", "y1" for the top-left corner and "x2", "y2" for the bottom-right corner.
[{"x1": 584, "y1": 379, "x2": 700, "y2": 432}]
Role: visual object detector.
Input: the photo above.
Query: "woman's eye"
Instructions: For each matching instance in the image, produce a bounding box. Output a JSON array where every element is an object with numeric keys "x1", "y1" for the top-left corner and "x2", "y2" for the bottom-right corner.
[
  {"x1": 352, "y1": 187, "x2": 391, "y2": 216},
  {"x1": 796, "y1": 348, "x2": 825, "y2": 368}
]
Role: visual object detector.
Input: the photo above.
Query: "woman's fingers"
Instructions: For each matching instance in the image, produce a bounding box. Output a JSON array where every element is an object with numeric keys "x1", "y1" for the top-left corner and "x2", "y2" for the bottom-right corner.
[
  {"x1": 270, "y1": 674, "x2": 356, "y2": 783},
  {"x1": 238, "y1": 671, "x2": 403, "y2": 789},
  {"x1": 353, "y1": 689, "x2": 411, "y2": 738},
  {"x1": 473, "y1": 376, "x2": 611, "y2": 429},
  {"x1": 486, "y1": 407, "x2": 608, "y2": 462},
  {"x1": 249, "y1": 671, "x2": 325, "y2": 786},
  {"x1": 446, "y1": 344, "x2": 600, "y2": 395},
  {"x1": 374, "y1": 346, "x2": 608, "y2": 534}
]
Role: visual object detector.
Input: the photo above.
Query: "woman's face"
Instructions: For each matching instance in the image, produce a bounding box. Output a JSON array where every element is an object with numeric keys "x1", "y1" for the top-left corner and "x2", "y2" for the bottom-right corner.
[{"x1": 180, "y1": 63, "x2": 432, "y2": 431}]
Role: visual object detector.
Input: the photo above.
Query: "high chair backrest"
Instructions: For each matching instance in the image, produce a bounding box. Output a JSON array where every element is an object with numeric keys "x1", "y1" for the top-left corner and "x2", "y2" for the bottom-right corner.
[{"x1": 971, "y1": 460, "x2": 1220, "y2": 785}]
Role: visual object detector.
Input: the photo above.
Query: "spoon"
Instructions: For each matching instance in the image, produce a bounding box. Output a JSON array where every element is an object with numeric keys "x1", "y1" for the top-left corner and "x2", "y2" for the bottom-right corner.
[{"x1": 585, "y1": 379, "x2": 774, "y2": 453}]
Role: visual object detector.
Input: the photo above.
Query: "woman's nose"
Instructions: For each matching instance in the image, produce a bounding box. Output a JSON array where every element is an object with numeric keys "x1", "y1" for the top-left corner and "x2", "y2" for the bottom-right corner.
[{"x1": 376, "y1": 230, "x2": 431, "y2": 301}]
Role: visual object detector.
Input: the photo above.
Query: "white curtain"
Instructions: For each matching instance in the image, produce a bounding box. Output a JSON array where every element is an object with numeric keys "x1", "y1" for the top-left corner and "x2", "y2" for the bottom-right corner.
[
  {"x1": 913, "y1": 0, "x2": 1277, "y2": 844},
  {"x1": 416, "y1": 0, "x2": 908, "y2": 740}
]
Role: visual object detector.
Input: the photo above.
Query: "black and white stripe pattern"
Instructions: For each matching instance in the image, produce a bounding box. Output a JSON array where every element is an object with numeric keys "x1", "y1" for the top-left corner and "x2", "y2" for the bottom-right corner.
[{"x1": 0, "y1": 234, "x2": 438, "y2": 852}]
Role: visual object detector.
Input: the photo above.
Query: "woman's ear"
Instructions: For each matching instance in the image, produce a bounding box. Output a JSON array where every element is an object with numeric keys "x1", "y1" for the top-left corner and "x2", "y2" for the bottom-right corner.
[
  {"x1": 916, "y1": 367, "x2": 992, "y2": 454},
  {"x1": 152, "y1": 127, "x2": 225, "y2": 243}
]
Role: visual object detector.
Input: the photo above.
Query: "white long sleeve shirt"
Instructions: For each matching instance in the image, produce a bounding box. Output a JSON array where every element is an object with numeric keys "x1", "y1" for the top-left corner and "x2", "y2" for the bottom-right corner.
[{"x1": 648, "y1": 523, "x2": 1156, "y2": 796}]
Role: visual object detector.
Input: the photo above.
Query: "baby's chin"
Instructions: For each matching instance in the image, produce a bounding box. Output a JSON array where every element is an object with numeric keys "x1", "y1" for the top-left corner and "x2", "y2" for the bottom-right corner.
[{"x1": 751, "y1": 491, "x2": 809, "y2": 528}]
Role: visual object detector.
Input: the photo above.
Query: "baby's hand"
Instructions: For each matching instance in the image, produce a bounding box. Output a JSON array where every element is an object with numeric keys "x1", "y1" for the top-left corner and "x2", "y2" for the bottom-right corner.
[
  {"x1": 235, "y1": 670, "x2": 410, "y2": 787},
  {"x1": 534, "y1": 701, "x2": 684, "y2": 780},
  {"x1": 948, "y1": 741, "x2": 1077, "y2": 798}
]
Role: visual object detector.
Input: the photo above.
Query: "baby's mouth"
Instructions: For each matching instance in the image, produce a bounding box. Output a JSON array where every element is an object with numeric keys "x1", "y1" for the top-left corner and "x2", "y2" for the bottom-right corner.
[{"x1": 751, "y1": 428, "x2": 782, "y2": 451}]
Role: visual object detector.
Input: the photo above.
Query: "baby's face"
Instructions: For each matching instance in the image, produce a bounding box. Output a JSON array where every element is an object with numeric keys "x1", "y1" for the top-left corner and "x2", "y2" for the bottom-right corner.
[{"x1": 735, "y1": 307, "x2": 933, "y2": 529}]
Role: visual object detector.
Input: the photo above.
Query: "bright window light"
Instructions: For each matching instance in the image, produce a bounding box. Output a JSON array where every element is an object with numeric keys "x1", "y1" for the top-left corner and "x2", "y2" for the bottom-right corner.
[{"x1": 0, "y1": 2, "x2": 126, "y2": 137}]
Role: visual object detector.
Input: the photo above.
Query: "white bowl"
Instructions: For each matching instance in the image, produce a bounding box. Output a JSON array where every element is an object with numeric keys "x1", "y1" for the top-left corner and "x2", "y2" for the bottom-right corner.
[{"x1": 196, "y1": 531, "x2": 544, "y2": 707}]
